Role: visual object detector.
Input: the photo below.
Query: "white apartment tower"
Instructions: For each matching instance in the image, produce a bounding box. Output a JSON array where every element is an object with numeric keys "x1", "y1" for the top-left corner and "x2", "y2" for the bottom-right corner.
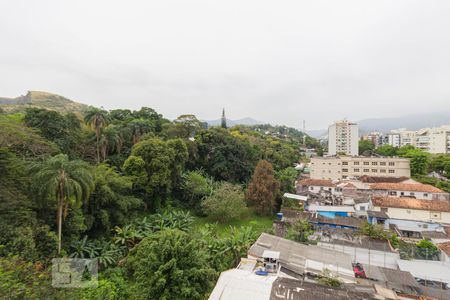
[{"x1": 328, "y1": 120, "x2": 359, "y2": 156}]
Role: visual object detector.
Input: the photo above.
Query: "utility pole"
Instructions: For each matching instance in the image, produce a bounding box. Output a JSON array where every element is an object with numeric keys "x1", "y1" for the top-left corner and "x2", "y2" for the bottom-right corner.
[{"x1": 302, "y1": 120, "x2": 306, "y2": 146}]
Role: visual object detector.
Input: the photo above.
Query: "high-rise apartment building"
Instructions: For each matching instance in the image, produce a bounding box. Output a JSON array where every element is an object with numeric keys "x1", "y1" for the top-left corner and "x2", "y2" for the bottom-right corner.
[
  {"x1": 328, "y1": 120, "x2": 358, "y2": 156},
  {"x1": 384, "y1": 126, "x2": 450, "y2": 154}
]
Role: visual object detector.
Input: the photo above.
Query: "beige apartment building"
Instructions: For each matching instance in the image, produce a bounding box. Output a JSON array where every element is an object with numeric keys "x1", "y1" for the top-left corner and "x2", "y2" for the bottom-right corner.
[{"x1": 310, "y1": 156, "x2": 411, "y2": 180}]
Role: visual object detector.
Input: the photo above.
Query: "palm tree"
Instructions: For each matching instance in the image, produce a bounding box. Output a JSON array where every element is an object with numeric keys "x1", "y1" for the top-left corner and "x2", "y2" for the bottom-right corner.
[
  {"x1": 84, "y1": 107, "x2": 110, "y2": 163},
  {"x1": 31, "y1": 154, "x2": 94, "y2": 254}
]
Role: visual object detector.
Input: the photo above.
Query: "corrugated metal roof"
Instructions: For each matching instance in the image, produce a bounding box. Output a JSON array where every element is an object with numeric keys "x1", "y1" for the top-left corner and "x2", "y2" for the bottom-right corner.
[
  {"x1": 248, "y1": 233, "x2": 355, "y2": 282},
  {"x1": 397, "y1": 259, "x2": 450, "y2": 284}
]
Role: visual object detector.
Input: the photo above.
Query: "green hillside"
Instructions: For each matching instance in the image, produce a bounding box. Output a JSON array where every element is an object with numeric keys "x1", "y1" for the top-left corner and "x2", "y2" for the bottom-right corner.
[{"x1": 0, "y1": 91, "x2": 89, "y2": 114}]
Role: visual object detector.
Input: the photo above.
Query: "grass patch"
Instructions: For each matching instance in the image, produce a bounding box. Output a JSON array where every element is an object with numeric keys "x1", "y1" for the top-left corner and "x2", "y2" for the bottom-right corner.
[{"x1": 193, "y1": 209, "x2": 274, "y2": 238}]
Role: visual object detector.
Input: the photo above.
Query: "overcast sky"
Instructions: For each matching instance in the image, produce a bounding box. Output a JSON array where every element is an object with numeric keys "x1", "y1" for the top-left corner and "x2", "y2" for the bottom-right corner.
[{"x1": 1, "y1": 1, "x2": 450, "y2": 129}]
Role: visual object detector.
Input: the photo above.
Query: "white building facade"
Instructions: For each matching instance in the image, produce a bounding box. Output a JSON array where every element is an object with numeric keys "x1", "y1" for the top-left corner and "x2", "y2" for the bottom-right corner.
[
  {"x1": 328, "y1": 120, "x2": 359, "y2": 156},
  {"x1": 382, "y1": 125, "x2": 450, "y2": 154}
]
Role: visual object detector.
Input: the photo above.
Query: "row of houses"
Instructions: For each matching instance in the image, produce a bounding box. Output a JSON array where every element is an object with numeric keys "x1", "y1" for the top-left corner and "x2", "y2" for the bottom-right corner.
[{"x1": 209, "y1": 233, "x2": 450, "y2": 300}]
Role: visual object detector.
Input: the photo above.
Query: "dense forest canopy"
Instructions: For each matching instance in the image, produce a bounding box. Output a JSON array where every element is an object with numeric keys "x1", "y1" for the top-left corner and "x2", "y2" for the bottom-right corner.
[{"x1": 0, "y1": 106, "x2": 311, "y2": 299}]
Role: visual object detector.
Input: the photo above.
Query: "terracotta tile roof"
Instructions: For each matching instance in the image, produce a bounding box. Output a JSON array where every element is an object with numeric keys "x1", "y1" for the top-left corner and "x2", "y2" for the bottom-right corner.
[
  {"x1": 445, "y1": 227, "x2": 450, "y2": 236},
  {"x1": 360, "y1": 175, "x2": 410, "y2": 183},
  {"x1": 370, "y1": 182, "x2": 444, "y2": 193},
  {"x1": 297, "y1": 179, "x2": 335, "y2": 187},
  {"x1": 371, "y1": 196, "x2": 450, "y2": 212},
  {"x1": 438, "y1": 241, "x2": 450, "y2": 257}
]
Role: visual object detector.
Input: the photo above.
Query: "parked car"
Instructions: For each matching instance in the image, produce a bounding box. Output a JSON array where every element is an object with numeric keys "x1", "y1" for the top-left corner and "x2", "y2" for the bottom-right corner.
[{"x1": 353, "y1": 263, "x2": 366, "y2": 278}]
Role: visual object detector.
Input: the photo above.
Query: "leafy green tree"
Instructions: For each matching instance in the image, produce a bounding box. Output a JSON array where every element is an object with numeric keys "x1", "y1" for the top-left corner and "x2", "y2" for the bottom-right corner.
[
  {"x1": 201, "y1": 182, "x2": 247, "y2": 223},
  {"x1": 85, "y1": 164, "x2": 143, "y2": 235},
  {"x1": 124, "y1": 138, "x2": 175, "y2": 208},
  {"x1": 276, "y1": 167, "x2": 298, "y2": 193},
  {"x1": 127, "y1": 119, "x2": 155, "y2": 145},
  {"x1": 182, "y1": 171, "x2": 212, "y2": 209},
  {"x1": 196, "y1": 128, "x2": 257, "y2": 182},
  {"x1": 286, "y1": 219, "x2": 314, "y2": 243},
  {"x1": 359, "y1": 139, "x2": 375, "y2": 155},
  {"x1": 246, "y1": 160, "x2": 279, "y2": 216},
  {"x1": 400, "y1": 148, "x2": 430, "y2": 176},
  {"x1": 126, "y1": 229, "x2": 215, "y2": 300},
  {"x1": 30, "y1": 154, "x2": 94, "y2": 254},
  {"x1": 0, "y1": 256, "x2": 81, "y2": 299},
  {"x1": 220, "y1": 226, "x2": 256, "y2": 266},
  {"x1": 416, "y1": 239, "x2": 440, "y2": 260},
  {"x1": 84, "y1": 107, "x2": 110, "y2": 163},
  {"x1": 0, "y1": 114, "x2": 59, "y2": 157},
  {"x1": 374, "y1": 145, "x2": 398, "y2": 157},
  {"x1": 429, "y1": 154, "x2": 450, "y2": 178},
  {"x1": 163, "y1": 114, "x2": 203, "y2": 139},
  {"x1": 167, "y1": 138, "x2": 189, "y2": 189},
  {"x1": 132, "y1": 107, "x2": 165, "y2": 132}
]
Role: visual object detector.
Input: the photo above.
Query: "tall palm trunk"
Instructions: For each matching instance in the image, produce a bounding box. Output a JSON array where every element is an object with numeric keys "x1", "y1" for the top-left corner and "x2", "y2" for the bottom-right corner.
[
  {"x1": 57, "y1": 169, "x2": 66, "y2": 255},
  {"x1": 96, "y1": 127, "x2": 100, "y2": 164},
  {"x1": 57, "y1": 199, "x2": 63, "y2": 255}
]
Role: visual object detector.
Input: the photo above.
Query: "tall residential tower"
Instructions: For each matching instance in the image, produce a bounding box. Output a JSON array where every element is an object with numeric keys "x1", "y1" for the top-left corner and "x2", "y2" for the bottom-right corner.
[{"x1": 328, "y1": 120, "x2": 359, "y2": 156}]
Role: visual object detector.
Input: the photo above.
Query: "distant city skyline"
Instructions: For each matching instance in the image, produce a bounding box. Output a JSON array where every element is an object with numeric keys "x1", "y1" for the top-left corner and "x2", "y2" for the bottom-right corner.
[{"x1": 1, "y1": 1, "x2": 450, "y2": 129}]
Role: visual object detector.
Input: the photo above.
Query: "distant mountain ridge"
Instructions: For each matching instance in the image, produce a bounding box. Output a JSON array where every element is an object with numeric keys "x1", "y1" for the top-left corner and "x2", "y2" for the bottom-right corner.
[
  {"x1": 307, "y1": 111, "x2": 450, "y2": 138},
  {"x1": 204, "y1": 117, "x2": 263, "y2": 127},
  {"x1": 0, "y1": 91, "x2": 89, "y2": 114}
]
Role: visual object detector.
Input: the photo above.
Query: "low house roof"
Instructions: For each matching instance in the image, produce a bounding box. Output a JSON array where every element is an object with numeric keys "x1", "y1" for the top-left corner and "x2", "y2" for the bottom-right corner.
[
  {"x1": 370, "y1": 182, "x2": 444, "y2": 193},
  {"x1": 438, "y1": 241, "x2": 450, "y2": 257},
  {"x1": 297, "y1": 179, "x2": 336, "y2": 187},
  {"x1": 397, "y1": 260, "x2": 450, "y2": 284},
  {"x1": 308, "y1": 204, "x2": 355, "y2": 213},
  {"x1": 248, "y1": 233, "x2": 354, "y2": 282},
  {"x1": 367, "y1": 210, "x2": 389, "y2": 219},
  {"x1": 269, "y1": 278, "x2": 380, "y2": 300},
  {"x1": 421, "y1": 231, "x2": 449, "y2": 240},
  {"x1": 208, "y1": 269, "x2": 276, "y2": 300},
  {"x1": 362, "y1": 266, "x2": 423, "y2": 295},
  {"x1": 283, "y1": 193, "x2": 308, "y2": 202},
  {"x1": 371, "y1": 196, "x2": 450, "y2": 213},
  {"x1": 359, "y1": 175, "x2": 410, "y2": 183}
]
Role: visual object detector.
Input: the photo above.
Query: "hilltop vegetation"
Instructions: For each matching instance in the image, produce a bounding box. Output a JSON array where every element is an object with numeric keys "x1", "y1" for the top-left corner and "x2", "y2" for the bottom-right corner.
[
  {"x1": 0, "y1": 104, "x2": 313, "y2": 299},
  {"x1": 0, "y1": 91, "x2": 89, "y2": 114}
]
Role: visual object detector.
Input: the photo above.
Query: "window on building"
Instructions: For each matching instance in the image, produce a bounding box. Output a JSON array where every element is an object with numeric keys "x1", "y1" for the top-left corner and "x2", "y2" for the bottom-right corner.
[
  {"x1": 363, "y1": 162, "x2": 369, "y2": 165},
  {"x1": 380, "y1": 169, "x2": 386, "y2": 173},
  {"x1": 431, "y1": 212, "x2": 441, "y2": 219},
  {"x1": 410, "y1": 192, "x2": 415, "y2": 196},
  {"x1": 389, "y1": 191, "x2": 397, "y2": 196},
  {"x1": 400, "y1": 192, "x2": 404, "y2": 196},
  {"x1": 389, "y1": 162, "x2": 395, "y2": 166},
  {"x1": 389, "y1": 170, "x2": 395, "y2": 173},
  {"x1": 380, "y1": 162, "x2": 386, "y2": 166},
  {"x1": 343, "y1": 168, "x2": 348, "y2": 172},
  {"x1": 364, "y1": 168, "x2": 369, "y2": 172},
  {"x1": 424, "y1": 193, "x2": 428, "y2": 197},
  {"x1": 342, "y1": 162, "x2": 348, "y2": 165},
  {"x1": 372, "y1": 169, "x2": 377, "y2": 173},
  {"x1": 354, "y1": 168, "x2": 360, "y2": 172},
  {"x1": 354, "y1": 162, "x2": 359, "y2": 165},
  {"x1": 310, "y1": 186, "x2": 314, "y2": 190},
  {"x1": 372, "y1": 162, "x2": 378, "y2": 166}
]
